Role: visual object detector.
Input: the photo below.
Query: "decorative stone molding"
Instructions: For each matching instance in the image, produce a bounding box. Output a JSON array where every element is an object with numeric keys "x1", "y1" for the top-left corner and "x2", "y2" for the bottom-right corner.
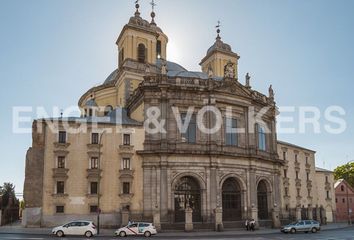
[
  {"x1": 86, "y1": 169, "x2": 102, "y2": 180},
  {"x1": 52, "y1": 168, "x2": 69, "y2": 179},
  {"x1": 53, "y1": 142, "x2": 70, "y2": 148},
  {"x1": 119, "y1": 170, "x2": 135, "y2": 180},
  {"x1": 307, "y1": 180, "x2": 312, "y2": 188},
  {"x1": 119, "y1": 145, "x2": 135, "y2": 154},
  {"x1": 53, "y1": 150, "x2": 69, "y2": 156},
  {"x1": 295, "y1": 179, "x2": 301, "y2": 187}
]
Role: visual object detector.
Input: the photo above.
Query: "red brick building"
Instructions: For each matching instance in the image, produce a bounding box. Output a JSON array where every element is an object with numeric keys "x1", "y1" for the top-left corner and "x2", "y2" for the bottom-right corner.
[{"x1": 335, "y1": 179, "x2": 354, "y2": 222}]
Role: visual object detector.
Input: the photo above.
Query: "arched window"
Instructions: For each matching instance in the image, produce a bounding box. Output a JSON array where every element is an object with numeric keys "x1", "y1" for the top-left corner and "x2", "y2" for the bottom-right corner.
[
  {"x1": 137, "y1": 43, "x2": 146, "y2": 63},
  {"x1": 104, "y1": 105, "x2": 113, "y2": 116}
]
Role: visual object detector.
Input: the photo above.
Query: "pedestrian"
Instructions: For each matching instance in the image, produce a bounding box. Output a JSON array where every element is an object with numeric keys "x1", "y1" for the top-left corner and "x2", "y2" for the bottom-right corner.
[
  {"x1": 250, "y1": 219, "x2": 256, "y2": 231},
  {"x1": 245, "y1": 219, "x2": 249, "y2": 231},
  {"x1": 128, "y1": 219, "x2": 132, "y2": 225}
]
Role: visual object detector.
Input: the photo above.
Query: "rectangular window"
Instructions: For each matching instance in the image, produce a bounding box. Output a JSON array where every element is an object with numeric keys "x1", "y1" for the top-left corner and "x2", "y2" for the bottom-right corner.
[
  {"x1": 307, "y1": 172, "x2": 309, "y2": 181},
  {"x1": 56, "y1": 205, "x2": 64, "y2": 213},
  {"x1": 123, "y1": 134, "x2": 131, "y2": 145},
  {"x1": 57, "y1": 156, "x2": 65, "y2": 168},
  {"x1": 306, "y1": 156, "x2": 308, "y2": 164},
  {"x1": 58, "y1": 131, "x2": 66, "y2": 143},
  {"x1": 325, "y1": 176, "x2": 329, "y2": 183},
  {"x1": 181, "y1": 114, "x2": 196, "y2": 143},
  {"x1": 57, "y1": 181, "x2": 64, "y2": 194},
  {"x1": 123, "y1": 182, "x2": 130, "y2": 194},
  {"x1": 297, "y1": 188, "x2": 300, "y2": 197},
  {"x1": 90, "y1": 205, "x2": 98, "y2": 213},
  {"x1": 295, "y1": 154, "x2": 298, "y2": 162},
  {"x1": 308, "y1": 189, "x2": 311, "y2": 197},
  {"x1": 90, "y1": 182, "x2": 98, "y2": 194},
  {"x1": 156, "y1": 40, "x2": 161, "y2": 58},
  {"x1": 91, "y1": 133, "x2": 99, "y2": 144},
  {"x1": 225, "y1": 118, "x2": 237, "y2": 146},
  {"x1": 343, "y1": 198, "x2": 345, "y2": 203},
  {"x1": 283, "y1": 152, "x2": 286, "y2": 160},
  {"x1": 296, "y1": 171, "x2": 299, "y2": 179},
  {"x1": 257, "y1": 124, "x2": 266, "y2": 151},
  {"x1": 90, "y1": 157, "x2": 99, "y2": 169},
  {"x1": 122, "y1": 158, "x2": 131, "y2": 170},
  {"x1": 285, "y1": 187, "x2": 288, "y2": 196},
  {"x1": 284, "y1": 169, "x2": 287, "y2": 178},
  {"x1": 326, "y1": 191, "x2": 330, "y2": 199}
]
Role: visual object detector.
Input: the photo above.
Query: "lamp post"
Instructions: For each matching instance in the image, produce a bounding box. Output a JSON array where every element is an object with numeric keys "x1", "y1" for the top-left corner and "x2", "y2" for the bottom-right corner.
[
  {"x1": 345, "y1": 160, "x2": 354, "y2": 225},
  {"x1": 97, "y1": 130, "x2": 105, "y2": 234}
]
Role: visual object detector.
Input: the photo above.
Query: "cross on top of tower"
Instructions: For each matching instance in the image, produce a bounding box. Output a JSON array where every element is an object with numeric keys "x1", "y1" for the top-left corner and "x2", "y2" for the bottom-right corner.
[
  {"x1": 150, "y1": 0, "x2": 157, "y2": 25},
  {"x1": 215, "y1": 20, "x2": 221, "y2": 40}
]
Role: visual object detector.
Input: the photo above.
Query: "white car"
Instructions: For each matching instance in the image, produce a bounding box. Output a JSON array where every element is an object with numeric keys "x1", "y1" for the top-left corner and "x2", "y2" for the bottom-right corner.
[
  {"x1": 115, "y1": 222, "x2": 157, "y2": 237},
  {"x1": 52, "y1": 220, "x2": 97, "y2": 237}
]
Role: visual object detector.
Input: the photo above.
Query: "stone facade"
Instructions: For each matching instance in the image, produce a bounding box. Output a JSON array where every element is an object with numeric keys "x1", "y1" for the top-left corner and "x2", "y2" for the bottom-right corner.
[
  {"x1": 335, "y1": 179, "x2": 354, "y2": 222},
  {"x1": 23, "y1": 4, "x2": 336, "y2": 229}
]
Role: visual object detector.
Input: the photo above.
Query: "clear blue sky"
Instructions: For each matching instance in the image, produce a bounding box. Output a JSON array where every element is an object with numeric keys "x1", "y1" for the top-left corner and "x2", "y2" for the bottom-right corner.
[{"x1": 1, "y1": 0, "x2": 354, "y2": 195}]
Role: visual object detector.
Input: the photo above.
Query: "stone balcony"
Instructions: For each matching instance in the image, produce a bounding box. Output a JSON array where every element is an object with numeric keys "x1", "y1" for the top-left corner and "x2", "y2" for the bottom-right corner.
[
  {"x1": 119, "y1": 145, "x2": 135, "y2": 154},
  {"x1": 119, "y1": 169, "x2": 135, "y2": 180},
  {"x1": 52, "y1": 168, "x2": 69, "y2": 179},
  {"x1": 53, "y1": 142, "x2": 70, "y2": 149},
  {"x1": 87, "y1": 143, "x2": 102, "y2": 151},
  {"x1": 87, "y1": 169, "x2": 102, "y2": 180}
]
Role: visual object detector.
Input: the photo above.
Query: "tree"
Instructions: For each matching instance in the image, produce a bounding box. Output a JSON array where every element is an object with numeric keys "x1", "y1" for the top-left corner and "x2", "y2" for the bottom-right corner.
[
  {"x1": 1, "y1": 182, "x2": 16, "y2": 207},
  {"x1": 334, "y1": 162, "x2": 354, "y2": 187}
]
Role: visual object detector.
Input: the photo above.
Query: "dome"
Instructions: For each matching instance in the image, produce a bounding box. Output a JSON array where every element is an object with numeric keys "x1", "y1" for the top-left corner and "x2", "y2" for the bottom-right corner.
[
  {"x1": 156, "y1": 59, "x2": 187, "y2": 72},
  {"x1": 104, "y1": 69, "x2": 119, "y2": 84},
  {"x1": 207, "y1": 38, "x2": 232, "y2": 55}
]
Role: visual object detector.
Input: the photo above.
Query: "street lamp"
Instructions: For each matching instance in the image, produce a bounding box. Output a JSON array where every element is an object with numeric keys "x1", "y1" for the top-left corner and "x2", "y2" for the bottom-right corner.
[
  {"x1": 345, "y1": 160, "x2": 354, "y2": 225},
  {"x1": 97, "y1": 130, "x2": 105, "y2": 234}
]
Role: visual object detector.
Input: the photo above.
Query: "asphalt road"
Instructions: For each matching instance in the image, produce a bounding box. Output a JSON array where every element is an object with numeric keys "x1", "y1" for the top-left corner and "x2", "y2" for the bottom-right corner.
[{"x1": 1, "y1": 227, "x2": 354, "y2": 240}]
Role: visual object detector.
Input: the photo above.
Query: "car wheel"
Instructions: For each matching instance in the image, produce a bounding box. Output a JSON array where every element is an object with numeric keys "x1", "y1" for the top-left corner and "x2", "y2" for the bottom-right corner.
[
  {"x1": 85, "y1": 231, "x2": 93, "y2": 238},
  {"x1": 144, "y1": 231, "x2": 151, "y2": 237},
  {"x1": 56, "y1": 230, "x2": 64, "y2": 237},
  {"x1": 290, "y1": 228, "x2": 296, "y2": 234},
  {"x1": 311, "y1": 227, "x2": 317, "y2": 233},
  {"x1": 119, "y1": 231, "x2": 127, "y2": 237}
]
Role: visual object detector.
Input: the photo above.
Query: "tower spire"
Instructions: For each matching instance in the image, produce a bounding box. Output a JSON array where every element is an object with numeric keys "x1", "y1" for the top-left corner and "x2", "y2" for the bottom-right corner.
[
  {"x1": 150, "y1": 0, "x2": 157, "y2": 25},
  {"x1": 215, "y1": 20, "x2": 221, "y2": 40},
  {"x1": 134, "y1": 0, "x2": 140, "y2": 17}
]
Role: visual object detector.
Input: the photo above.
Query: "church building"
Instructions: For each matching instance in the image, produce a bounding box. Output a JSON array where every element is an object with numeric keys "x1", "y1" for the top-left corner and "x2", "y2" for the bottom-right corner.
[{"x1": 23, "y1": 2, "x2": 335, "y2": 229}]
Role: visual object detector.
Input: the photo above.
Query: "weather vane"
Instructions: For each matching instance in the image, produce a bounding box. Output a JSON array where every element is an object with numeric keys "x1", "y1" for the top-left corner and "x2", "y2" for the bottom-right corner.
[
  {"x1": 150, "y1": 0, "x2": 157, "y2": 11},
  {"x1": 215, "y1": 20, "x2": 221, "y2": 39}
]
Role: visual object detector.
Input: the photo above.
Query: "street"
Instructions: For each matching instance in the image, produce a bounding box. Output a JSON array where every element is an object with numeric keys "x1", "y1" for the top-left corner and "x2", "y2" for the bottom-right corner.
[{"x1": 1, "y1": 227, "x2": 354, "y2": 240}]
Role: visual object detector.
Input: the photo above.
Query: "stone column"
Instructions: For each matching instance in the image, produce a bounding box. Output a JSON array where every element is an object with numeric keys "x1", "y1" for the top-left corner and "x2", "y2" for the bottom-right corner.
[
  {"x1": 121, "y1": 209, "x2": 130, "y2": 227},
  {"x1": 214, "y1": 207, "x2": 223, "y2": 231},
  {"x1": 251, "y1": 206, "x2": 259, "y2": 228},
  {"x1": 160, "y1": 158, "x2": 168, "y2": 222},
  {"x1": 185, "y1": 207, "x2": 193, "y2": 232},
  {"x1": 316, "y1": 206, "x2": 320, "y2": 221},
  {"x1": 272, "y1": 206, "x2": 281, "y2": 228},
  {"x1": 210, "y1": 167, "x2": 217, "y2": 213},
  {"x1": 153, "y1": 208, "x2": 161, "y2": 231},
  {"x1": 296, "y1": 206, "x2": 301, "y2": 221},
  {"x1": 308, "y1": 205, "x2": 313, "y2": 220}
]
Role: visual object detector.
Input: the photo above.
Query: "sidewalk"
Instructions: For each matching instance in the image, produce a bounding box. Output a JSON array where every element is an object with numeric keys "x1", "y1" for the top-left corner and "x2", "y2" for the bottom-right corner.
[{"x1": 0, "y1": 222, "x2": 351, "y2": 237}]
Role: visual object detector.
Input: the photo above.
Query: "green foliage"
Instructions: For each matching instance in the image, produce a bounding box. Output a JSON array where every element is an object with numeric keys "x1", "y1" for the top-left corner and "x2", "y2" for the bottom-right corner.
[
  {"x1": 1, "y1": 182, "x2": 16, "y2": 208},
  {"x1": 334, "y1": 162, "x2": 354, "y2": 187}
]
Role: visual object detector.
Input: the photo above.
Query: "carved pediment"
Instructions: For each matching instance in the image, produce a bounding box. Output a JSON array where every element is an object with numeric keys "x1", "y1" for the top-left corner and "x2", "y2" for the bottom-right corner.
[{"x1": 213, "y1": 79, "x2": 252, "y2": 98}]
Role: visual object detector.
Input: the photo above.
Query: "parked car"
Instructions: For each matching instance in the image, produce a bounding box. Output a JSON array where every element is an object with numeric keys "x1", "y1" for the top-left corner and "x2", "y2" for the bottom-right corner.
[
  {"x1": 52, "y1": 220, "x2": 97, "y2": 237},
  {"x1": 281, "y1": 220, "x2": 321, "y2": 234},
  {"x1": 115, "y1": 222, "x2": 157, "y2": 237}
]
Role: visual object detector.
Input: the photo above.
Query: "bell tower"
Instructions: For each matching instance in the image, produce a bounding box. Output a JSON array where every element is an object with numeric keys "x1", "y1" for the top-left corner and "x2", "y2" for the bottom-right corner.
[
  {"x1": 116, "y1": 1, "x2": 168, "y2": 67},
  {"x1": 200, "y1": 22, "x2": 240, "y2": 79}
]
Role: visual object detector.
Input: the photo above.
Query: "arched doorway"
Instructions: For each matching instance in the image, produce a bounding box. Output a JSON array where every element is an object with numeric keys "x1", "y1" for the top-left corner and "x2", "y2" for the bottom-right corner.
[
  {"x1": 174, "y1": 176, "x2": 201, "y2": 222},
  {"x1": 257, "y1": 180, "x2": 269, "y2": 219},
  {"x1": 222, "y1": 178, "x2": 242, "y2": 221}
]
